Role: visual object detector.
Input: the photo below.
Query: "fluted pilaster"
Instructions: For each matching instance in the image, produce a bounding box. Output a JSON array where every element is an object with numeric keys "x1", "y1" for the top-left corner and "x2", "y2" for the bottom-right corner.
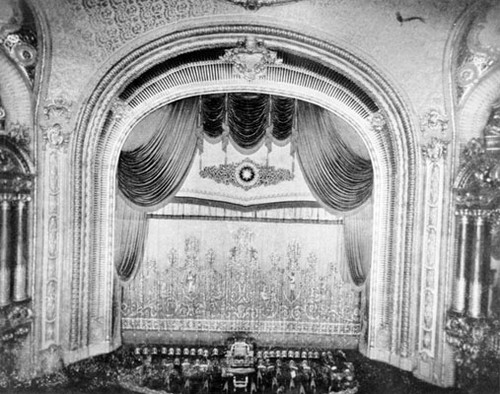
[
  {"x1": 13, "y1": 196, "x2": 29, "y2": 302},
  {"x1": 468, "y1": 210, "x2": 489, "y2": 318},
  {"x1": 452, "y1": 209, "x2": 470, "y2": 314},
  {"x1": 0, "y1": 195, "x2": 12, "y2": 307}
]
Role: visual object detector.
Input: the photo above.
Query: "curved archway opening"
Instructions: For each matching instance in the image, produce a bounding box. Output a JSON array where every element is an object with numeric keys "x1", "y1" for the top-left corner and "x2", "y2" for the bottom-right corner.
[{"x1": 68, "y1": 25, "x2": 418, "y2": 372}]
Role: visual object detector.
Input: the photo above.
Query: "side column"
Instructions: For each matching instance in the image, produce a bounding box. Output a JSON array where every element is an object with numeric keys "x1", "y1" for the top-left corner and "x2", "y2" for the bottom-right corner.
[
  {"x1": 0, "y1": 195, "x2": 12, "y2": 307},
  {"x1": 451, "y1": 209, "x2": 470, "y2": 314},
  {"x1": 13, "y1": 195, "x2": 29, "y2": 302},
  {"x1": 468, "y1": 210, "x2": 490, "y2": 318}
]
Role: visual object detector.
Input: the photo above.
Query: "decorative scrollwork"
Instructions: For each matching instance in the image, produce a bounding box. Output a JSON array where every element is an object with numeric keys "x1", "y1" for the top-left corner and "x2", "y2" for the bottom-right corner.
[
  {"x1": 420, "y1": 109, "x2": 448, "y2": 135},
  {"x1": 220, "y1": 36, "x2": 282, "y2": 81},
  {"x1": 200, "y1": 158, "x2": 293, "y2": 190},
  {"x1": 0, "y1": 29, "x2": 37, "y2": 85}
]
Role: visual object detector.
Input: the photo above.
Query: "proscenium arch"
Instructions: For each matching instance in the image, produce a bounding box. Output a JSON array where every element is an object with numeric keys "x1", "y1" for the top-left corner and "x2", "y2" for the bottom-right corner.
[{"x1": 68, "y1": 24, "x2": 418, "y2": 370}]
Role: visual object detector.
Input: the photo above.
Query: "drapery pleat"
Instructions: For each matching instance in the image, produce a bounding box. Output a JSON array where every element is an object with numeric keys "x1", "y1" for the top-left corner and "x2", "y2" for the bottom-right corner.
[
  {"x1": 118, "y1": 97, "x2": 199, "y2": 208},
  {"x1": 296, "y1": 101, "x2": 373, "y2": 212},
  {"x1": 342, "y1": 199, "x2": 373, "y2": 287},
  {"x1": 201, "y1": 94, "x2": 225, "y2": 139},
  {"x1": 114, "y1": 194, "x2": 148, "y2": 281},
  {"x1": 227, "y1": 93, "x2": 269, "y2": 149},
  {"x1": 115, "y1": 97, "x2": 199, "y2": 281}
]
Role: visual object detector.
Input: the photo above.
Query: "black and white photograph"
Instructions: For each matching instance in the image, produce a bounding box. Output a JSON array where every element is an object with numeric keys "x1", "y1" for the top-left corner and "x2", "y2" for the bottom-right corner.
[{"x1": 0, "y1": 0, "x2": 499, "y2": 393}]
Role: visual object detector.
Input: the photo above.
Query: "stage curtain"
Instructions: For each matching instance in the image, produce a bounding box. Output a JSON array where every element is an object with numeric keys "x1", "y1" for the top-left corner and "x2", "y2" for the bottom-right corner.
[
  {"x1": 117, "y1": 97, "x2": 199, "y2": 208},
  {"x1": 115, "y1": 97, "x2": 199, "y2": 280},
  {"x1": 296, "y1": 101, "x2": 373, "y2": 212},
  {"x1": 114, "y1": 194, "x2": 148, "y2": 281},
  {"x1": 227, "y1": 93, "x2": 269, "y2": 149},
  {"x1": 342, "y1": 199, "x2": 373, "y2": 287},
  {"x1": 296, "y1": 102, "x2": 373, "y2": 286}
]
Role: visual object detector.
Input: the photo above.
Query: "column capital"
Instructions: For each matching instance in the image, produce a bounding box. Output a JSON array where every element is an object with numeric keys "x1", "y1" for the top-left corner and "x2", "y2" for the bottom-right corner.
[
  {"x1": 455, "y1": 208, "x2": 472, "y2": 217},
  {"x1": 0, "y1": 194, "x2": 14, "y2": 206}
]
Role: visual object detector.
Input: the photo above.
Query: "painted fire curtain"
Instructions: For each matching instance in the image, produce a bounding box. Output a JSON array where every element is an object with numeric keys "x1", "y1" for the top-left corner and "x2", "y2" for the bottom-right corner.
[
  {"x1": 121, "y1": 221, "x2": 360, "y2": 347},
  {"x1": 116, "y1": 95, "x2": 373, "y2": 346}
]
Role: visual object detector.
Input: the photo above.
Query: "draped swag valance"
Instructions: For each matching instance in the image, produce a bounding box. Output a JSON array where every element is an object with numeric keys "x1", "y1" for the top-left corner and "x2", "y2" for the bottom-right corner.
[{"x1": 115, "y1": 95, "x2": 373, "y2": 285}]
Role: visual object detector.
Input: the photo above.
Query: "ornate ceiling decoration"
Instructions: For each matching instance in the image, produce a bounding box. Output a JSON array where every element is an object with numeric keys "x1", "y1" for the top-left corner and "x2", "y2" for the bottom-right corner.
[{"x1": 223, "y1": 0, "x2": 304, "y2": 10}]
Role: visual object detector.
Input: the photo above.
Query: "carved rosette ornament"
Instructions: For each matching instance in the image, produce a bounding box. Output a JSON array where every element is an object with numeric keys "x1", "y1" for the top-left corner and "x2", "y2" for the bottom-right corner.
[{"x1": 220, "y1": 36, "x2": 283, "y2": 81}]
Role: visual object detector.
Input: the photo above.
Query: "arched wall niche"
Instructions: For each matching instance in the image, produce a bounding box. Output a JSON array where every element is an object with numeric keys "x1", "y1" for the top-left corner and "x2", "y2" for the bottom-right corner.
[{"x1": 67, "y1": 23, "x2": 419, "y2": 375}]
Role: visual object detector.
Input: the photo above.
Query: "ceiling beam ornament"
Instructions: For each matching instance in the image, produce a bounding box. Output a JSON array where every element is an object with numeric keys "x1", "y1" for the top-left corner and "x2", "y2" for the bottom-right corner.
[{"x1": 223, "y1": 0, "x2": 304, "y2": 10}]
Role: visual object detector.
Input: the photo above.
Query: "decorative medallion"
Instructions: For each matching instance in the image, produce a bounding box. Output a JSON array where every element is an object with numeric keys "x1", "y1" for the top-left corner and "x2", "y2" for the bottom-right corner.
[
  {"x1": 41, "y1": 124, "x2": 71, "y2": 151},
  {"x1": 223, "y1": 0, "x2": 304, "y2": 10},
  {"x1": 220, "y1": 36, "x2": 282, "y2": 81},
  {"x1": 200, "y1": 158, "x2": 293, "y2": 190}
]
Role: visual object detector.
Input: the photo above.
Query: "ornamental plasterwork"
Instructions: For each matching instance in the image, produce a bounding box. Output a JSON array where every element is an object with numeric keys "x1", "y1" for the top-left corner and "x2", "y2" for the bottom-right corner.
[
  {"x1": 223, "y1": 0, "x2": 304, "y2": 10},
  {"x1": 0, "y1": 1, "x2": 37, "y2": 85},
  {"x1": 40, "y1": 97, "x2": 73, "y2": 152},
  {"x1": 55, "y1": 0, "x2": 221, "y2": 61},
  {"x1": 200, "y1": 158, "x2": 294, "y2": 190},
  {"x1": 220, "y1": 36, "x2": 282, "y2": 81},
  {"x1": 7, "y1": 122, "x2": 31, "y2": 147},
  {"x1": 420, "y1": 109, "x2": 448, "y2": 135},
  {"x1": 421, "y1": 138, "x2": 449, "y2": 162},
  {"x1": 368, "y1": 111, "x2": 386, "y2": 132}
]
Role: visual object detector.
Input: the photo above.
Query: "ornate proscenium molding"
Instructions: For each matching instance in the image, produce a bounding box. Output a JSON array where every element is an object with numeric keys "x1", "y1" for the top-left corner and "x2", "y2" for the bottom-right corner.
[
  {"x1": 200, "y1": 158, "x2": 293, "y2": 190},
  {"x1": 220, "y1": 37, "x2": 282, "y2": 81},
  {"x1": 223, "y1": 0, "x2": 304, "y2": 10}
]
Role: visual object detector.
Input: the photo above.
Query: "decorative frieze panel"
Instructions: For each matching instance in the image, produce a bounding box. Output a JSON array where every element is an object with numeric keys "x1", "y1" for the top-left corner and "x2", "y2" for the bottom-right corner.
[
  {"x1": 39, "y1": 97, "x2": 72, "y2": 349},
  {"x1": 199, "y1": 158, "x2": 294, "y2": 190},
  {"x1": 419, "y1": 138, "x2": 448, "y2": 363}
]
